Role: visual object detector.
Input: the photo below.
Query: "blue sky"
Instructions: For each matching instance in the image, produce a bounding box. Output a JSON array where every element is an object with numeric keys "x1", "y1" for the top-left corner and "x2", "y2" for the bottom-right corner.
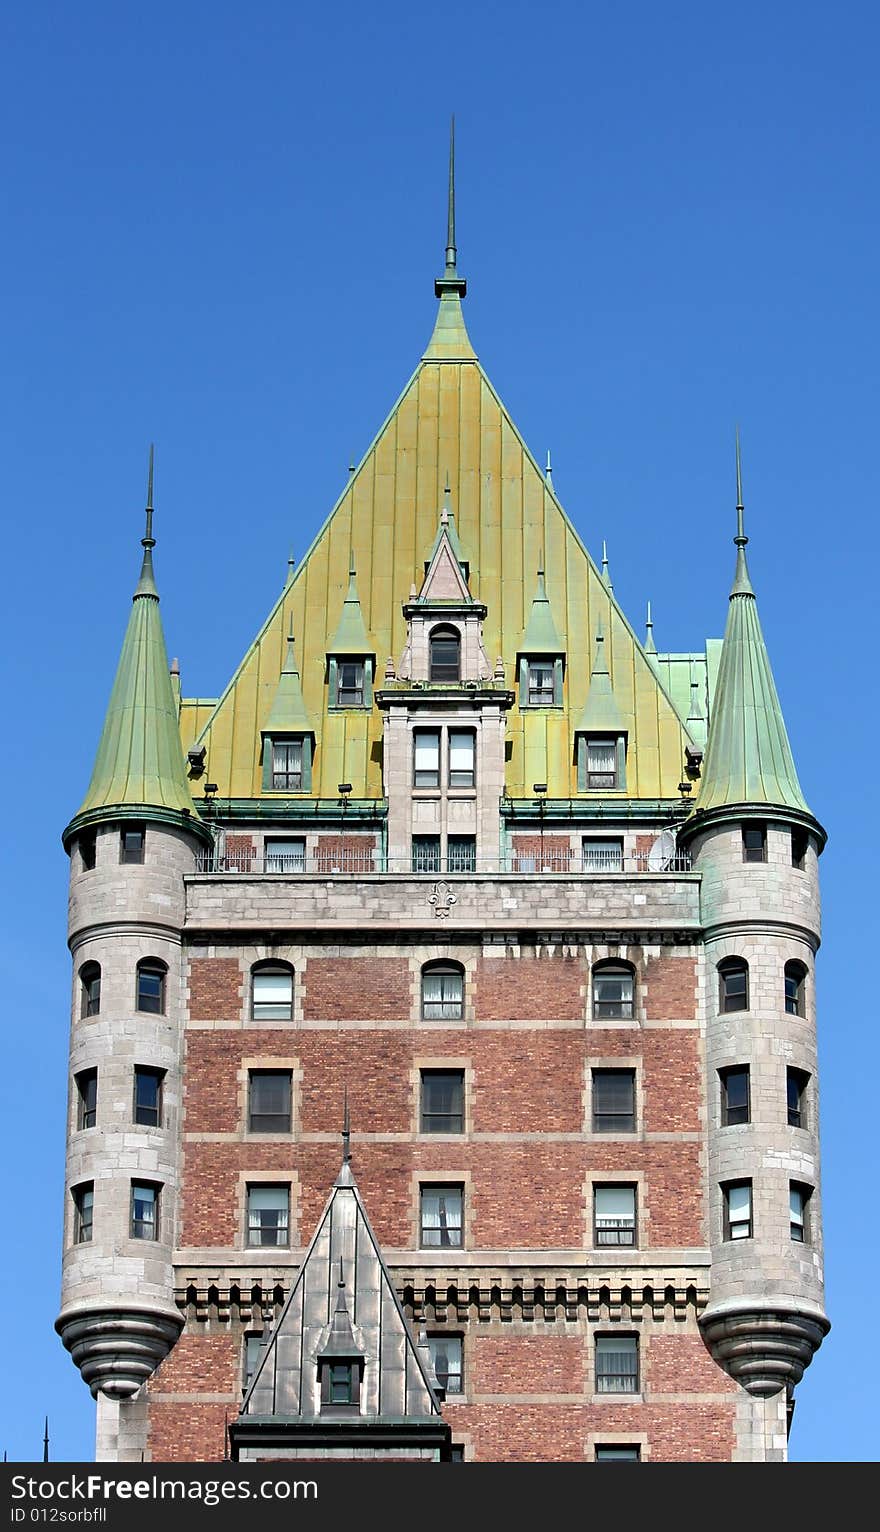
[{"x1": 1, "y1": 0, "x2": 877, "y2": 1463}]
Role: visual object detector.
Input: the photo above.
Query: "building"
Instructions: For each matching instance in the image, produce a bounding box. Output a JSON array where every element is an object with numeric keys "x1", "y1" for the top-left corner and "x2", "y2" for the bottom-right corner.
[{"x1": 57, "y1": 135, "x2": 829, "y2": 1463}]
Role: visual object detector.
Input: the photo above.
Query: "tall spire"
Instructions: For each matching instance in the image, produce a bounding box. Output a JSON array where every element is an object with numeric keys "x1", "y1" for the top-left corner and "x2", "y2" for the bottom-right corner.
[
  {"x1": 423, "y1": 117, "x2": 475, "y2": 362},
  {"x1": 690, "y1": 437, "x2": 810, "y2": 818},
  {"x1": 65, "y1": 456, "x2": 206, "y2": 840}
]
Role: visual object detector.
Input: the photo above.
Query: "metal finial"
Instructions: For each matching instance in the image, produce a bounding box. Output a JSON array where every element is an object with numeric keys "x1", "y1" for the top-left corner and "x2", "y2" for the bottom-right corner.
[
  {"x1": 545, "y1": 450, "x2": 553, "y2": 488},
  {"x1": 349, "y1": 550, "x2": 356, "y2": 579},
  {"x1": 338, "y1": 1255, "x2": 345, "y2": 1288},
  {"x1": 342, "y1": 1088, "x2": 351, "y2": 1164},
  {"x1": 349, "y1": 458, "x2": 355, "y2": 476},
  {"x1": 735, "y1": 425, "x2": 747, "y2": 545},
  {"x1": 43, "y1": 1417, "x2": 49, "y2": 1463},
  {"x1": 601, "y1": 540, "x2": 613, "y2": 595},
  {"x1": 143, "y1": 445, "x2": 155, "y2": 548},
  {"x1": 445, "y1": 115, "x2": 457, "y2": 272},
  {"x1": 644, "y1": 598, "x2": 657, "y2": 655}
]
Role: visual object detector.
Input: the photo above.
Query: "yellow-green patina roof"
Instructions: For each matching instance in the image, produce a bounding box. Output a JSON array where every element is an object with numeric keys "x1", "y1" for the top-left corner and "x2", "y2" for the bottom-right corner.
[{"x1": 185, "y1": 271, "x2": 696, "y2": 800}]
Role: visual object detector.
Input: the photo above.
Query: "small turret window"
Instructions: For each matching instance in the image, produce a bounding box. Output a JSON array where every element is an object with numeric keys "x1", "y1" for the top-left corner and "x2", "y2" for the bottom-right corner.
[
  {"x1": 130, "y1": 1181, "x2": 160, "y2": 1240},
  {"x1": 429, "y1": 626, "x2": 461, "y2": 683},
  {"x1": 718, "y1": 959, "x2": 749, "y2": 1013},
  {"x1": 787, "y1": 1067, "x2": 810, "y2": 1129},
  {"x1": 79, "y1": 832, "x2": 96, "y2": 871},
  {"x1": 791, "y1": 829, "x2": 809, "y2": 870},
  {"x1": 719, "y1": 1065, "x2": 750, "y2": 1126},
  {"x1": 790, "y1": 1182, "x2": 812, "y2": 1243},
  {"x1": 136, "y1": 960, "x2": 167, "y2": 1014},
  {"x1": 784, "y1": 961, "x2": 807, "y2": 1017},
  {"x1": 75, "y1": 1069, "x2": 97, "y2": 1131},
  {"x1": 79, "y1": 962, "x2": 101, "y2": 1018},
  {"x1": 742, "y1": 824, "x2": 767, "y2": 863},
  {"x1": 73, "y1": 1183, "x2": 94, "y2": 1244},
  {"x1": 120, "y1": 824, "x2": 145, "y2": 864},
  {"x1": 722, "y1": 1179, "x2": 752, "y2": 1240},
  {"x1": 134, "y1": 1067, "x2": 164, "y2": 1127}
]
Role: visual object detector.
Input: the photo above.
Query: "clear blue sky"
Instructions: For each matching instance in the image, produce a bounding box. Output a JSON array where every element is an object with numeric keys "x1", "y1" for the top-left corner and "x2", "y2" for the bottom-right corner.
[{"x1": 1, "y1": 0, "x2": 876, "y2": 1464}]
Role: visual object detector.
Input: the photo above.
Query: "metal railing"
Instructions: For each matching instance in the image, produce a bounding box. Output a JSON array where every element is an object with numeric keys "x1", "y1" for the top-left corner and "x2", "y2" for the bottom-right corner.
[{"x1": 192, "y1": 849, "x2": 692, "y2": 876}]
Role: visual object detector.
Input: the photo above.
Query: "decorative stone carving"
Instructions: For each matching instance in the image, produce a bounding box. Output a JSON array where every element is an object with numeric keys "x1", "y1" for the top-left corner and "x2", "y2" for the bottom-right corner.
[{"x1": 428, "y1": 882, "x2": 457, "y2": 918}]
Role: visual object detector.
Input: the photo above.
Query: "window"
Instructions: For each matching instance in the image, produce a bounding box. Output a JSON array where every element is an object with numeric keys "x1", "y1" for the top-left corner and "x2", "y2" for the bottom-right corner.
[
  {"x1": 582, "y1": 838, "x2": 624, "y2": 872},
  {"x1": 420, "y1": 1185, "x2": 463, "y2": 1248},
  {"x1": 742, "y1": 823, "x2": 767, "y2": 863},
  {"x1": 326, "y1": 1363, "x2": 355, "y2": 1405},
  {"x1": 592, "y1": 1069, "x2": 636, "y2": 1133},
  {"x1": 251, "y1": 964, "x2": 294, "y2": 1021},
  {"x1": 73, "y1": 1184, "x2": 94, "y2": 1244},
  {"x1": 784, "y1": 961, "x2": 807, "y2": 1017},
  {"x1": 414, "y1": 730, "x2": 441, "y2": 787},
  {"x1": 337, "y1": 660, "x2": 365, "y2": 707},
  {"x1": 120, "y1": 825, "x2": 145, "y2": 864},
  {"x1": 592, "y1": 964, "x2": 635, "y2": 1020},
  {"x1": 271, "y1": 739, "x2": 303, "y2": 791},
  {"x1": 528, "y1": 660, "x2": 556, "y2": 706},
  {"x1": 264, "y1": 838, "x2": 305, "y2": 873},
  {"x1": 248, "y1": 1070, "x2": 292, "y2": 1133},
  {"x1": 247, "y1": 1184, "x2": 289, "y2": 1246},
  {"x1": 133, "y1": 1067, "x2": 164, "y2": 1127},
  {"x1": 595, "y1": 1335, "x2": 639, "y2": 1394},
  {"x1": 319, "y1": 1357, "x2": 363, "y2": 1409},
  {"x1": 429, "y1": 627, "x2": 460, "y2": 683},
  {"x1": 447, "y1": 835, "x2": 476, "y2": 872},
  {"x1": 420, "y1": 1070, "x2": 464, "y2": 1132},
  {"x1": 136, "y1": 960, "x2": 166, "y2": 1014},
  {"x1": 719, "y1": 1066, "x2": 750, "y2": 1126},
  {"x1": 586, "y1": 738, "x2": 618, "y2": 790},
  {"x1": 80, "y1": 962, "x2": 101, "y2": 1018},
  {"x1": 722, "y1": 1180, "x2": 752, "y2": 1241},
  {"x1": 79, "y1": 831, "x2": 96, "y2": 871},
  {"x1": 76, "y1": 1069, "x2": 97, "y2": 1131},
  {"x1": 421, "y1": 963, "x2": 464, "y2": 1020},
  {"x1": 595, "y1": 1445, "x2": 641, "y2": 1461},
  {"x1": 790, "y1": 1182, "x2": 811, "y2": 1243},
  {"x1": 412, "y1": 836, "x2": 441, "y2": 873},
  {"x1": 787, "y1": 1067, "x2": 810, "y2": 1129},
  {"x1": 791, "y1": 829, "x2": 808, "y2": 870},
  {"x1": 448, "y1": 731, "x2": 476, "y2": 788},
  {"x1": 594, "y1": 1185, "x2": 636, "y2": 1247},
  {"x1": 428, "y1": 1335, "x2": 463, "y2": 1395},
  {"x1": 718, "y1": 958, "x2": 749, "y2": 1013},
  {"x1": 243, "y1": 1334, "x2": 263, "y2": 1391},
  {"x1": 130, "y1": 1182, "x2": 160, "y2": 1240}
]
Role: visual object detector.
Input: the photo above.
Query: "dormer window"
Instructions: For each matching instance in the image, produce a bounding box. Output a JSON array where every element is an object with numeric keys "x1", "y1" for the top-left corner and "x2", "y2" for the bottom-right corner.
[
  {"x1": 328, "y1": 1363, "x2": 355, "y2": 1405},
  {"x1": 429, "y1": 627, "x2": 461, "y2": 683},
  {"x1": 339, "y1": 661, "x2": 365, "y2": 706},
  {"x1": 273, "y1": 739, "x2": 302, "y2": 790},
  {"x1": 528, "y1": 660, "x2": 556, "y2": 705},
  {"x1": 585, "y1": 737, "x2": 619, "y2": 790}
]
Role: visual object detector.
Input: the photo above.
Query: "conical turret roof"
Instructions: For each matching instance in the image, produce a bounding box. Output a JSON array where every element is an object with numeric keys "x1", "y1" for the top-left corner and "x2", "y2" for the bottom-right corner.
[
  {"x1": 264, "y1": 619, "x2": 314, "y2": 735},
  {"x1": 577, "y1": 620, "x2": 626, "y2": 734},
  {"x1": 327, "y1": 556, "x2": 373, "y2": 655},
  {"x1": 520, "y1": 565, "x2": 565, "y2": 655}
]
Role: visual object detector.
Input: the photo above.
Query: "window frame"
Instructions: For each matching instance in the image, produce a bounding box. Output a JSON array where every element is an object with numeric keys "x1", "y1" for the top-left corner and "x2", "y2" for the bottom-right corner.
[
  {"x1": 593, "y1": 1183, "x2": 637, "y2": 1248},
  {"x1": 251, "y1": 962, "x2": 295, "y2": 1021},
  {"x1": 79, "y1": 961, "x2": 101, "y2": 1019},
  {"x1": 246, "y1": 1183, "x2": 290, "y2": 1248},
  {"x1": 594, "y1": 1333, "x2": 639, "y2": 1395},
  {"x1": 429, "y1": 625, "x2": 461, "y2": 684},
  {"x1": 448, "y1": 729, "x2": 476, "y2": 789},
  {"x1": 412, "y1": 836, "x2": 442, "y2": 874},
  {"x1": 419, "y1": 1183, "x2": 464, "y2": 1249},
  {"x1": 420, "y1": 1069, "x2": 465, "y2": 1133},
  {"x1": 722, "y1": 1179, "x2": 753, "y2": 1241},
  {"x1": 595, "y1": 1445, "x2": 642, "y2": 1462},
  {"x1": 73, "y1": 1182, "x2": 94, "y2": 1244},
  {"x1": 742, "y1": 823, "x2": 767, "y2": 863},
  {"x1": 591, "y1": 1068, "x2": 636, "y2": 1133},
  {"x1": 784, "y1": 960, "x2": 807, "y2": 1018},
  {"x1": 130, "y1": 1180, "x2": 160, "y2": 1241},
  {"x1": 447, "y1": 835, "x2": 476, "y2": 872},
  {"x1": 421, "y1": 962, "x2": 465, "y2": 1020},
  {"x1": 263, "y1": 838, "x2": 306, "y2": 873},
  {"x1": 136, "y1": 959, "x2": 167, "y2": 1015},
  {"x1": 79, "y1": 831, "x2": 97, "y2": 871},
  {"x1": 261, "y1": 734, "x2": 312, "y2": 794},
  {"x1": 413, "y1": 729, "x2": 441, "y2": 788},
  {"x1": 248, "y1": 1069, "x2": 293, "y2": 1133},
  {"x1": 791, "y1": 828, "x2": 809, "y2": 870},
  {"x1": 133, "y1": 1066, "x2": 165, "y2": 1128},
  {"x1": 790, "y1": 1181, "x2": 812, "y2": 1243},
  {"x1": 75, "y1": 1068, "x2": 98, "y2": 1131},
  {"x1": 591, "y1": 962, "x2": 635, "y2": 1021},
  {"x1": 786, "y1": 1066, "x2": 810, "y2": 1130},
  {"x1": 120, "y1": 824, "x2": 146, "y2": 865},
  {"x1": 718, "y1": 958, "x2": 749, "y2": 1014},
  {"x1": 582, "y1": 838, "x2": 624, "y2": 873},
  {"x1": 427, "y1": 1333, "x2": 463, "y2": 1396},
  {"x1": 576, "y1": 733, "x2": 627, "y2": 793},
  {"x1": 719, "y1": 1065, "x2": 751, "y2": 1127}
]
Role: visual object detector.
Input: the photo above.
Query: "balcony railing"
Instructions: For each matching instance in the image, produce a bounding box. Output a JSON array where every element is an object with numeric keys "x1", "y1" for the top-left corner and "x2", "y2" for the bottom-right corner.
[{"x1": 192, "y1": 850, "x2": 692, "y2": 876}]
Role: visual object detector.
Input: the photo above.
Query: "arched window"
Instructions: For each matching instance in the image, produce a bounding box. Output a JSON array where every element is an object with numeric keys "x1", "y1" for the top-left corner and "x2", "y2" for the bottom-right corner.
[
  {"x1": 592, "y1": 962, "x2": 635, "y2": 1020},
  {"x1": 718, "y1": 958, "x2": 749, "y2": 1014},
  {"x1": 136, "y1": 959, "x2": 167, "y2": 1015},
  {"x1": 252, "y1": 962, "x2": 294, "y2": 1021},
  {"x1": 421, "y1": 961, "x2": 464, "y2": 1020},
  {"x1": 429, "y1": 626, "x2": 461, "y2": 683},
  {"x1": 784, "y1": 960, "x2": 807, "y2": 1018},
  {"x1": 79, "y1": 961, "x2": 101, "y2": 1019}
]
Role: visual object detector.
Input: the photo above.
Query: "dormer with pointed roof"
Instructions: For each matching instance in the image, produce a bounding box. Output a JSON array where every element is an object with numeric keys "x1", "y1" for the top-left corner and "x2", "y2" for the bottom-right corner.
[
  {"x1": 518, "y1": 564, "x2": 566, "y2": 708},
  {"x1": 574, "y1": 620, "x2": 629, "y2": 792},
  {"x1": 326, "y1": 555, "x2": 375, "y2": 710},
  {"x1": 260, "y1": 617, "x2": 317, "y2": 792},
  {"x1": 395, "y1": 479, "x2": 492, "y2": 686}
]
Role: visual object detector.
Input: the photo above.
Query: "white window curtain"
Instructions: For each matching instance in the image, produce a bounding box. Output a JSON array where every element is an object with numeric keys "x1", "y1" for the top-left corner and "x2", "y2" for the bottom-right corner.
[
  {"x1": 421, "y1": 1188, "x2": 462, "y2": 1246},
  {"x1": 253, "y1": 970, "x2": 293, "y2": 1018}
]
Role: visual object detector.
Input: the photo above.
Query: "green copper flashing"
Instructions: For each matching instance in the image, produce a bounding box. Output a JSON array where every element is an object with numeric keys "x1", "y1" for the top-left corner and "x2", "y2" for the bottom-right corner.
[
  {"x1": 265, "y1": 618, "x2": 315, "y2": 735},
  {"x1": 69, "y1": 464, "x2": 203, "y2": 836},
  {"x1": 576, "y1": 620, "x2": 626, "y2": 734},
  {"x1": 690, "y1": 442, "x2": 811, "y2": 820},
  {"x1": 520, "y1": 565, "x2": 565, "y2": 655},
  {"x1": 327, "y1": 555, "x2": 373, "y2": 656}
]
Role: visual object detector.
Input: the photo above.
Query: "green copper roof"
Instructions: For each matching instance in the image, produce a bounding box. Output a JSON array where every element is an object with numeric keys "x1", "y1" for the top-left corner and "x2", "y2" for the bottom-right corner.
[
  {"x1": 520, "y1": 566, "x2": 565, "y2": 654},
  {"x1": 327, "y1": 556, "x2": 373, "y2": 655},
  {"x1": 693, "y1": 443, "x2": 810, "y2": 817},
  {"x1": 74, "y1": 463, "x2": 201, "y2": 824},
  {"x1": 422, "y1": 118, "x2": 476, "y2": 363},
  {"x1": 265, "y1": 621, "x2": 314, "y2": 734},
  {"x1": 577, "y1": 620, "x2": 627, "y2": 733}
]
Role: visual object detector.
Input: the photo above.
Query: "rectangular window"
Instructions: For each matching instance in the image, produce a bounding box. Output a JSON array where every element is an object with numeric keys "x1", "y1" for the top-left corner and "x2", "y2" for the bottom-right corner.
[
  {"x1": 414, "y1": 730, "x2": 441, "y2": 788},
  {"x1": 420, "y1": 1185, "x2": 463, "y2": 1248},
  {"x1": 420, "y1": 1070, "x2": 464, "y2": 1133},
  {"x1": 412, "y1": 836, "x2": 442, "y2": 873},
  {"x1": 592, "y1": 1069, "x2": 636, "y2": 1133},
  {"x1": 448, "y1": 730, "x2": 476, "y2": 788},
  {"x1": 247, "y1": 1184, "x2": 290, "y2": 1246},
  {"x1": 447, "y1": 835, "x2": 476, "y2": 872},
  {"x1": 243, "y1": 1334, "x2": 263, "y2": 1391},
  {"x1": 427, "y1": 1335, "x2": 463, "y2": 1395},
  {"x1": 594, "y1": 1185, "x2": 637, "y2": 1247},
  {"x1": 80, "y1": 966, "x2": 101, "y2": 1019},
  {"x1": 787, "y1": 1067, "x2": 810, "y2": 1129},
  {"x1": 595, "y1": 1334, "x2": 639, "y2": 1394},
  {"x1": 133, "y1": 1067, "x2": 164, "y2": 1128},
  {"x1": 528, "y1": 661, "x2": 556, "y2": 706},
  {"x1": 719, "y1": 1066, "x2": 750, "y2": 1126},
  {"x1": 742, "y1": 824, "x2": 767, "y2": 863},
  {"x1": 421, "y1": 966, "x2": 464, "y2": 1019},
  {"x1": 248, "y1": 1070, "x2": 292, "y2": 1133},
  {"x1": 791, "y1": 829, "x2": 808, "y2": 870},
  {"x1": 136, "y1": 964, "x2": 165, "y2": 1014},
  {"x1": 120, "y1": 825, "x2": 145, "y2": 864},
  {"x1": 790, "y1": 1182, "x2": 811, "y2": 1243},
  {"x1": 130, "y1": 1181, "x2": 159, "y2": 1241},
  {"x1": 592, "y1": 966, "x2": 634, "y2": 1020},
  {"x1": 595, "y1": 1445, "x2": 641, "y2": 1461},
  {"x1": 328, "y1": 1363, "x2": 354, "y2": 1404},
  {"x1": 337, "y1": 661, "x2": 365, "y2": 707},
  {"x1": 73, "y1": 1184, "x2": 94, "y2": 1244},
  {"x1": 582, "y1": 838, "x2": 624, "y2": 872},
  {"x1": 272, "y1": 739, "x2": 303, "y2": 791},
  {"x1": 719, "y1": 962, "x2": 749, "y2": 1012},
  {"x1": 79, "y1": 832, "x2": 97, "y2": 871},
  {"x1": 264, "y1": 838, "x2": 306, "y2": 873},
  {"x1": 587, "y1": 738, "x2": 618, "y2": 790},
  {"x1": 252, "y1": 967, "x2": 294, "y2": 1020},
  {"x1": 76, "y1": 1069, "x2": 97, "y2": 1131},
  {"x1": 723, "y1": 1180, "x2": 752, "y2": 1241}
]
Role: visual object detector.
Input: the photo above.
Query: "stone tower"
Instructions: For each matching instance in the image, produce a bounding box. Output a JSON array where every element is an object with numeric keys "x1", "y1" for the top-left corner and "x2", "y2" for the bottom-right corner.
[{"x1": 58, "y1": 140, "x2": 828, "y2": 1463}]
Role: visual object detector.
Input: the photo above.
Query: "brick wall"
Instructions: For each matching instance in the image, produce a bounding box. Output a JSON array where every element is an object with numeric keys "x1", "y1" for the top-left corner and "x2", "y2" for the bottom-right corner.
[
  {"x1": 474, "y1": 954, "x2": 585, "y2": 1021},
  {"x1": 302, "y1": 956, "x2": 410, "y2": 1020},
  {"x1": 188, "y1": 958, "x2": 243, "y2": 1021},
  {"x1": 147, "y1": 1402, "x2": 231, "y2": 1462},
  {"x1": 643, "y1": 955, "x2": 698, "y2": 1020}
]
